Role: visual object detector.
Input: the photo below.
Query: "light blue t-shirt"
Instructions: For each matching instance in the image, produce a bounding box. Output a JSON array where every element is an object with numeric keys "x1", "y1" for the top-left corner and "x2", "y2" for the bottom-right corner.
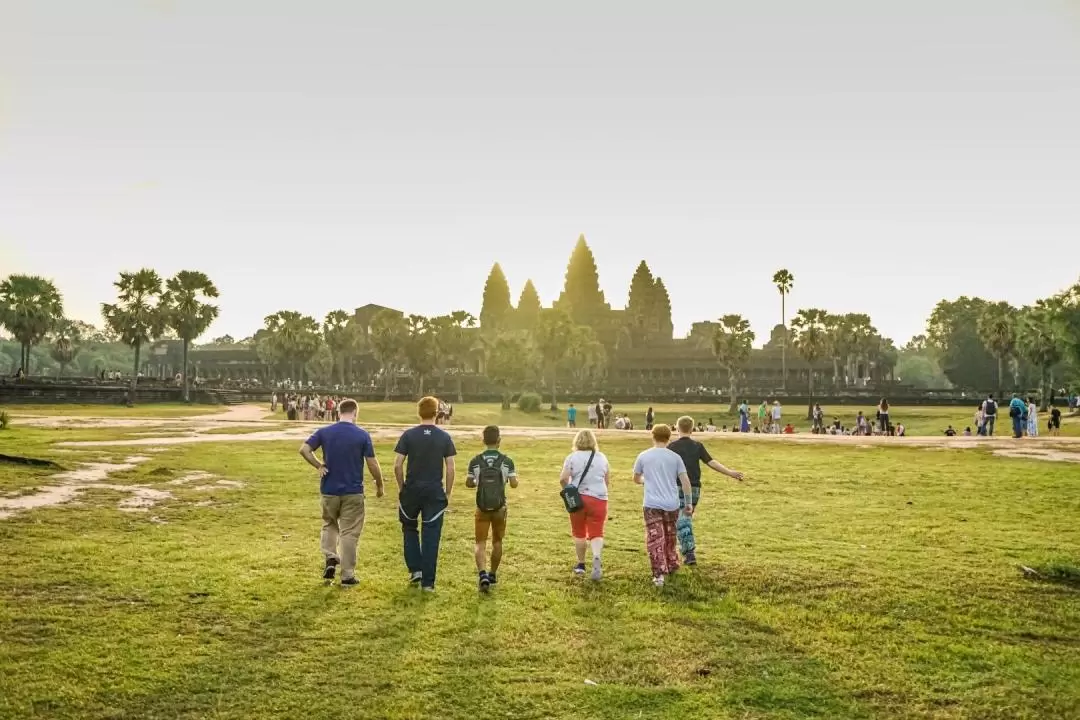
[{"x1": 633, "y1": 447, "x2": 687, "y2": 512}]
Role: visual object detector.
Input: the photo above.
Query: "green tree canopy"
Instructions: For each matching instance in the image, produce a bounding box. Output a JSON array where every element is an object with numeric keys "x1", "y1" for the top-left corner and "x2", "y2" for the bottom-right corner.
[
  {"x1": 926, "y1": 297, "x2": 999, "y2": 390},
  {"x1": 101, "y1": 269, "x2": 167, "y2": 401},
  {"x1": 486, "y1": 332, "x2": 537, "y2": 409},
  {"x1": 711, "y1": 314, "x2": 755, "y2": 412},
  {"x1": 533, "y1": 308, "x2": 575, "y2": 410},
  {"x1": 0, "y1": 274, "x2": 65, "y2": 373},
  {"x1": 323, "y1": 310, "x2": 353, "y2": 386},
  {"x1": 163, "y1": 270, "x2": 220, "y2": 402},
  {"x1": 369, "y1": 310, "x2": 408, "y2": 399}
]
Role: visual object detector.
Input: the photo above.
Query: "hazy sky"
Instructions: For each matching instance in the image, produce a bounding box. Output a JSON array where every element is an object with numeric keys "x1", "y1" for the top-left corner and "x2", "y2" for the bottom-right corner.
[{"x1": 2, "y1": 1, "x2": 1078, "y2": 346}]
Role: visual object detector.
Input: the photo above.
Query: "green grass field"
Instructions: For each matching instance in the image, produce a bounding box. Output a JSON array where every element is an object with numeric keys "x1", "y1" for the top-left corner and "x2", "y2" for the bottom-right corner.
[
  {"x1": 1, "y1": 423, "x2": 1079, "y2": 719},
  {"x1": 266, "y1": 401, "x2": 1080, "y2": 438}
]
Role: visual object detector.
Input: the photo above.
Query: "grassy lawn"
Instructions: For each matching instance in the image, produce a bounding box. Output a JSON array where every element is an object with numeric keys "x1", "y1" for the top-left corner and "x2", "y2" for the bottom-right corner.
[
  {"x1": 3, "y1": 403, "x2": 222, "y2": 418},
  {"x1": 1, "y1": 426, "x2": 1079, "y2": 719},
  {"x1": 266, "y1": 401, "x2": 1080, "y2": 438}
]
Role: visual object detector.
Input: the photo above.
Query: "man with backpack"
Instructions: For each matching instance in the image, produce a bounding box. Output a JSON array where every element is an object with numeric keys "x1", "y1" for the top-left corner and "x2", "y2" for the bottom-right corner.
[
  {"x1": 466, "y1": 426, "x2": 519, "y2": 592},
  {"x1": 982, "y1": 394, "x2": 998, "y2": 436}
]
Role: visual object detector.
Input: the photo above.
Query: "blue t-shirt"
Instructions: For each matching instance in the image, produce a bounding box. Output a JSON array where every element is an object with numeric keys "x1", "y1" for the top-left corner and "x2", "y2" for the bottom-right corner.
[
  {"x1": 394, "y1": 424, "x2": 457, "y2": 487},
  {"x1": 305, "y1": 422, "x2": 375, "y2": 496},
  {"x1": 567, "y1": 407, "x2": 578, "y2": 422}
]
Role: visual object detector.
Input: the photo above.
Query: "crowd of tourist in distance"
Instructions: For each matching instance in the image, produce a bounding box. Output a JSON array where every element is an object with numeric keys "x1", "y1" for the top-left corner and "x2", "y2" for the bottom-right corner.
[{"x1": 299, "y1": 396, "x2": 745, "y2": 592}]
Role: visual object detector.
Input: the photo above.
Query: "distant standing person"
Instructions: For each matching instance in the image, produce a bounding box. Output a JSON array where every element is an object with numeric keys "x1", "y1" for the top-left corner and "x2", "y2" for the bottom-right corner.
[
  {"x1": 298, "y1": 399, "x2": 384, "y2": 587},
  {"x1": 645, "y1": 407, "x2": 655, "y2": 431},
  {"x1": 560, "y1": 429, "x2": 610, "y2": 580},
  {"x1": 394, "y1": 396, "x2": 457, "y2": 592},
  {"x1": 667, "y1": 416, "x2": 744, "y2": 566},
  {"x1": 877, "y1": 399, "x2": 890, "y2": 433},
  {"x1": 588, "y1": 403, "x2": 598, "y2": 427},
  {"x1": 1008, "y1": 393, "x2": 1027, "y2": 439},
  {"x1": 1049, "y1": 405, "x2": 1062, "y2": 436},
  {"x1": 757, "y1": 401, "x2": 767, "y2": 432},
  {"x1": 567, "y1": 403, "x2": 578, "y2": 428},
  {"x1": 595, "y1": 401, "x2": 605, "y2": 430},
  {"x1": 466, "y1": 426, "x2": 519, "y2": 592},
  {"x1": 1027, "y1": 397, "x2": 1039, "y2": 437},
  {"x1": 982, "y1": 394, "x2": 998, "y2": 437},
  {"x1": 633, "y1": 424, "x2": 694, "y2": 588},
  {"x1": 771, "y1": 401, "x2": 783, "y2": 434}
]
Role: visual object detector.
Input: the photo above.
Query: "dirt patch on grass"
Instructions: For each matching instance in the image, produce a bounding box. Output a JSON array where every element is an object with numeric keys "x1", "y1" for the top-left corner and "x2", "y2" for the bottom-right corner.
[{"x1": 993, "y1": 448, "x2": 1080, "y2": 463}]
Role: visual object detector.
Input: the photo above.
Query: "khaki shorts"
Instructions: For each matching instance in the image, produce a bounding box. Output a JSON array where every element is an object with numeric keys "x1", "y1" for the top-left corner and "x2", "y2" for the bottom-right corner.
[{"x1": 474, "y1": 506, "x2": 508, "y2": 543}]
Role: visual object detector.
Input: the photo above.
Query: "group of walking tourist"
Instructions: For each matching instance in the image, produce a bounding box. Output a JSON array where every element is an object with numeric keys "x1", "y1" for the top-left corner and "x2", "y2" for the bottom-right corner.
[{"x1": 300, "y1": 397, "x2": 745, "y2": 590}]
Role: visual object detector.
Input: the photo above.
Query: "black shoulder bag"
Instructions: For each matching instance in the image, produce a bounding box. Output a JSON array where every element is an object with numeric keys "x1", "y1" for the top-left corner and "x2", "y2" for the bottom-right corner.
[{"x1": 560, "y1": 450, "x2": 595, "y2": 514}]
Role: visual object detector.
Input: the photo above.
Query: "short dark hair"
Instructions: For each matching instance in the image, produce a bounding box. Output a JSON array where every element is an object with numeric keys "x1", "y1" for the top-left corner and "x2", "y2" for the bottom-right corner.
[
  {"x1": 482, "y1": 425, "x2": 500, "y2": 446},
  {"x1": 338, "y1": 399, "x2": 358, "y2": 415}
]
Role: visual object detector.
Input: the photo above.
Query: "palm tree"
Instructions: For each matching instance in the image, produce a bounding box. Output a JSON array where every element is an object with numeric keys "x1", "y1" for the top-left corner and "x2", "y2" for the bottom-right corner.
[
  {"x1": 323, "y1": 310, "x2": 352, "y2": 386},
  {"x1": 791, "y1": 308, "x2": 829, "y2": 419},
  {"x1": 1018, "y1": 301, "x2": 1064, "y2": 410},
  {"x1": 772, "y1": 269, "x2": 795, "y2": 390},
  {"x1": 844, "y1": 313, "x2": 877, "y2": 385},
  {"x1": 432, "y1": 311, "x2": 477, "y2": 402},
  {"x1": 487, "y1": 333, "x2": 537, "y2": 409},
  {"x1": 977, "y1": 302, "x2": 1017, "y2": 398},
  {"x1": 370, "y1": 310, "x2": 408, "y2": 400},
  {"x1": 263, "y1": 311, "x2": 322, "y2": 381},
  {"x1": 824, "y1": 313, "x2": 854, "y2": 388},
  {"x1": 49, "y1": 319, "x2": 83, "y2": 378},
  {"x1": 533, "y1": 309, "x2": 575, "y2": 411},
  {"x1": 0, "y1": 274, "x2": 65, "y2": 374},
  {"x1": 101, "y1": 269, "x2": 167, "y2": 402},
  {"x1": 710, "y1": 314, "x2": 755, "y2": 413},
  {"x1": 403, "y1": 314, "x2": 436, "y2": 398},
  {"x1": 163, "y1": 271, "x2": 220, "y2": 402}
]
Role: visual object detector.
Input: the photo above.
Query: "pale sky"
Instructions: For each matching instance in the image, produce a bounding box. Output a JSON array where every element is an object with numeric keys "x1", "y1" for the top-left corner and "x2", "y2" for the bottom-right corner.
[{"x1": 2, "y1": 1, "x2": 1078, "y2": 346}]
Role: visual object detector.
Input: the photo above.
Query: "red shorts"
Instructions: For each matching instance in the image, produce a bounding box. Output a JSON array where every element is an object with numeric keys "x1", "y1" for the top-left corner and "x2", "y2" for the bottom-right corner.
[{"x1": 569, "y1": 495, "x2": 607, "y2": 540}]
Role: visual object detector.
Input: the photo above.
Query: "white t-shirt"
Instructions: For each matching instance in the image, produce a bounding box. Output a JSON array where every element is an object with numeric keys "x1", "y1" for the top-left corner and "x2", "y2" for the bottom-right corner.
[
  {"x1": 562, "y1": 450, "x2": 609, "y2": 500},
  {"x1": 772, "y1": 405, "x2": 782, "y2": 420},
  {"x1": 633, "y1": 447, "x2": 687, "y2": 511}
]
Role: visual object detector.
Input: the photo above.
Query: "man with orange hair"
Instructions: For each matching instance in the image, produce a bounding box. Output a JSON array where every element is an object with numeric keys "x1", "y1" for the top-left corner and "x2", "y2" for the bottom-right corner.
[{"x1": 394, "y1": 396, "x2": 457, "y2": 592}]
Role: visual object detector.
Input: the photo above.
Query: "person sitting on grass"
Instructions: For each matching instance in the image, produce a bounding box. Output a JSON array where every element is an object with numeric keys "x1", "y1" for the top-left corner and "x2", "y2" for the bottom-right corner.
[
  {"x1": 298, "y1": 399, "x2": 384, "y2": 588},
  {"x1": 466, "y1": 426, "x2": 519, "y2": 593},
  {"x1": 394, "y1": 396, "x2": 457, "y2": 593},
  {"x1": 783, "y1": 423, "x2": 795, "y2": 434},
  {"x1": 634, "y1": 424, "x2": 694, "y2": 588},
  {"x1": 944, "y1": 425, "x2": 957, "y2": 437},
  {"x1": 666, "y1": 416, "x2": 744, "y2": 566},
  {"x1": 963, "y1": 427, "x2": 972, "y2": 436}
]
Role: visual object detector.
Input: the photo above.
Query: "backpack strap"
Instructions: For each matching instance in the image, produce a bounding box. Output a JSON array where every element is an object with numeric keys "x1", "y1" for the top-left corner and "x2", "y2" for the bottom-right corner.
[{"x1": 573, "y1": 450, "x2": 597, "y2": 489}]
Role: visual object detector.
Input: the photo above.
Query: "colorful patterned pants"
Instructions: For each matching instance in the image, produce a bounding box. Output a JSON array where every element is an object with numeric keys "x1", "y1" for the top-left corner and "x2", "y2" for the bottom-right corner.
[
  {"x1": 644, "y1": 507, "x2": 681, "y2": 577},
  {"x1": 676, "y1": 486, "x2": 701, "y2": 557}
]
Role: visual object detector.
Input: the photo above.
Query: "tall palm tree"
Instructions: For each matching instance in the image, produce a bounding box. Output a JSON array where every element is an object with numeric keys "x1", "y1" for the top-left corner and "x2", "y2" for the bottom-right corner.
[
  {"x1": 323, "y1": 310, "x2": 352, "y2": 387},
  {"x1": 1018, "y1": 301, "x2": 1064, "y2": 410},
  {"x1": 403, "y1": 314, "x2": 436, "y2": 398},
  {"x1": 370, "y1": 310, "x2": 408, "y2": 400},
  {"x1": 49, "y1": 319, "x2": 83, "y2": 378},
  {"x1": 0, "y1": 274, "x2": 65, "y2": 374},
  {"x1": 432, "y1": 311, "x2": 477, "y2": 402},
  {"x1": 791, "y1": 308, "x2": 829, "y2": 419},
  {"x1": 263, "y1": 311, "x2": 322, "y2": 381},
  {"x1": 772, "y1": 269, "x2": 795, "y2": 390},
  {"x1": 101, "y1": 269, "x2": 167, "y2": 403},
  {"x1": 977, "y1": 302, "x2": 1017, "y2": 398},
  {"x1": 163, "y1": 271, "x2": 220, "y2": 402},
  {"x1": 824, "y1": 313, "x2": 854, "y2": 388},
  {"x1": 533, "y1": 308, "x2": 575, "y2": 411},
  {"x1": 711, "y1": 314, "x2": 755, "y2": 413}
]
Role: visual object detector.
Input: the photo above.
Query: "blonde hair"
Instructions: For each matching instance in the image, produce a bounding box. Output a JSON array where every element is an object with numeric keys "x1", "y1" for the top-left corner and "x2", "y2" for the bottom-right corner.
[
  {"x1": 676, "y1": 416, "x2": 694, "y2": 434},
  {"x1": 652, "y1": 424, "x2": 673, "y2": 443},
  {"x1": 573, "y1": 429, "x2": 599, "y2": 452}
]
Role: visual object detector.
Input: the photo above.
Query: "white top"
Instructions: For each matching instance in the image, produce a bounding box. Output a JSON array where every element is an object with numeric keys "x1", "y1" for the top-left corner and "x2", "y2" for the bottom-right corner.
[
  {"x1": 772, "y1": 405, "x2": 782, "y2": 420},
  {"x1": 587, "y1": 405, "x2": 598, "y2": 420},
  {"x1": 562, "y1": 450, "x2": 609, "y2": 500},
  {"x1": 633, "y1": 447, "x2": 687, "y2": 511}
]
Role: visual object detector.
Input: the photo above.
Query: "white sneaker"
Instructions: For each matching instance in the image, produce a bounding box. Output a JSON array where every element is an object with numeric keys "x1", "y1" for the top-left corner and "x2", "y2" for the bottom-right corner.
[
  {"x1": 653, "y1": 575, "x2": 666, "y2": 588},
  {"x1": 590, "y1": 558, "x2": 602, "y2": 581}
]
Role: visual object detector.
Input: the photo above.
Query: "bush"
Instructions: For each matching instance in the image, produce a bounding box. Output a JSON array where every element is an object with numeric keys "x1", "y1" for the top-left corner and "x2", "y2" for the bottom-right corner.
[
  {"x1": 517, "y1": 392, "x2": 543, "y2": 413},
  {"x1": 0, "y1": 410, "x2": 9, "y2": 431}
]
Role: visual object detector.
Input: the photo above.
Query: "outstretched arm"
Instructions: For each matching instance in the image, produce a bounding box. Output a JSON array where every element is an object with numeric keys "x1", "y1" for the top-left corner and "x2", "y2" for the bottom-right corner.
[{"x1": 707, "y1": 460, "x2": 744, "y2": 481}]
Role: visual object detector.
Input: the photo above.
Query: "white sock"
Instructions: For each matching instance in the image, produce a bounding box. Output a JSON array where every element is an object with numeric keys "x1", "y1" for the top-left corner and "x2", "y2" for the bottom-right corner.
[{"x1": 590, "y1": 538, "x2": 604, "y2": 562}]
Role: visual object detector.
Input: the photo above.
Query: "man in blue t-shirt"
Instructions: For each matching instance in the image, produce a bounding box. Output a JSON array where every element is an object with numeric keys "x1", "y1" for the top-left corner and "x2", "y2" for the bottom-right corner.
[
  {"x1": 394, "y1": 396, "x2": 457, "y2": 591},
  {"x1": 299, "y1": 399, "x2": 384, "y2": 587},
  {"x1": 567, "y1": 404, "x2": 578, "y2": 428}
]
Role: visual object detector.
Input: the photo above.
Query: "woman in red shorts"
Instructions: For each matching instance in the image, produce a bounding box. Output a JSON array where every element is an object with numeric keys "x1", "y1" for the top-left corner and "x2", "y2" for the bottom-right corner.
[{"x1": 559, "y1": 429, "x2": 610, "y2": 581}]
